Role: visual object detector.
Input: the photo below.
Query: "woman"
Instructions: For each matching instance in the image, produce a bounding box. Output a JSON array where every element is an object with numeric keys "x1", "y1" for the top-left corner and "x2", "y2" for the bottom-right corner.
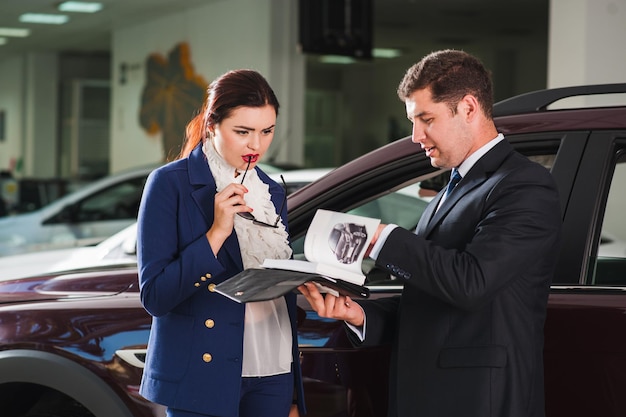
[{"x1": 137, "y1": 69, "x2": 305, "y2": 417}]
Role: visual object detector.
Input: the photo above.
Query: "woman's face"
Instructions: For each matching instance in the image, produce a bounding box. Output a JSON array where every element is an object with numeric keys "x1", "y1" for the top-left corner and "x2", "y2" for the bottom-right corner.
[{"x1": 211, "y1": 104, "x2": 277, "y2": 171}]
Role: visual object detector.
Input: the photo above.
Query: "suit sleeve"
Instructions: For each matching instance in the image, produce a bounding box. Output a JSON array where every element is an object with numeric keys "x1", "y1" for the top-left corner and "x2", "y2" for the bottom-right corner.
[{"x1": 347, "y1": 296, "x2": 402, "y2": 347}]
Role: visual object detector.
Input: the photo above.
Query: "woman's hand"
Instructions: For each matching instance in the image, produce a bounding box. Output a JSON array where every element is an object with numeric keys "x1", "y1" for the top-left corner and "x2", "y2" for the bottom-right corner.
[
  {"x1": 205, "y1": 183, "x2": 251, "y2": 254},
  {"x1": 297, "y1": 282, "x2": 365, "y2": 327}
]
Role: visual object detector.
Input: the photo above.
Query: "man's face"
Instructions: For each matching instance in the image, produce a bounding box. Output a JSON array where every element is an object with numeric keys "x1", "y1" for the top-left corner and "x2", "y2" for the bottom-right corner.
[{"x1": 405, "y1": 88, "x2": 472, "y2": 169}]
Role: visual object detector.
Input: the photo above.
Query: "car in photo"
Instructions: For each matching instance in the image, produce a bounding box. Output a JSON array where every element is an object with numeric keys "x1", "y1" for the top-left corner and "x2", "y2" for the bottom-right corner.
[
  {"x1": 0, "y1": 84, "x2": 625, "y2": 417},
  {"x1": 0, "y1": 161, "x2": 288, "y2": 258},
  {"x1": 0, "y1": 222, "x2": 137, "y2": 281},
  {"x1": 329, "y1": 222, "x2": 368, "y2": 264},
  {"x1": 0, "y1": 166, "x2": 153, "y2": 257}
]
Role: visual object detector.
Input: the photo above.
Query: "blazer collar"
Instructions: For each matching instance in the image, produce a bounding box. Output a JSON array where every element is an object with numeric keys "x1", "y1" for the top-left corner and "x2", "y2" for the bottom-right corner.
[
  {"x1": 188, "y1": 144, "x2": 214, "y2": 186},
  {"x1": 187, "y1": 144, "x2": 244, "y2": 269},
  {"x1": 418, "y1": 140, "x2": 514, "y2": 236},
  {"x1": 188, "y1": 144, "x2": 217, "y2": 224}
]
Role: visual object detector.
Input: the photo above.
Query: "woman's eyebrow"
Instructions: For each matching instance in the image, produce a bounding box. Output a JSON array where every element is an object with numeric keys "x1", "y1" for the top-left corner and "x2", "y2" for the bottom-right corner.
[{"x1": 233, "y1": 124, "x2": 276, "y2": 131}]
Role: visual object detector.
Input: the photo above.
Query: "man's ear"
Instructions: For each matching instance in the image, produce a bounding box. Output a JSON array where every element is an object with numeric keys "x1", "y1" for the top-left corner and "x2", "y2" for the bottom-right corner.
[{"x1": 460, "y1": 94, "x2": 480, "y2": 122}]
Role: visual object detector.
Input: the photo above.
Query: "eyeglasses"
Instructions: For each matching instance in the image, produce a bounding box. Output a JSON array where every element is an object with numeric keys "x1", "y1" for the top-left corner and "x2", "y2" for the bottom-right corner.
[{"x1": 236, "y1": 157, "x2": 287, "y2": 228}]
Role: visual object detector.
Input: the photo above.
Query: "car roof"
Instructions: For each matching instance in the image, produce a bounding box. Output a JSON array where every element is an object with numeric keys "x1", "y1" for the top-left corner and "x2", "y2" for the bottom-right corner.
[
  {"x1": 492, "y1": 83, "x2": 626, "y2": 117},
  {"x1": 16, "y1": 165, "x2": 155, "y2": 219}
]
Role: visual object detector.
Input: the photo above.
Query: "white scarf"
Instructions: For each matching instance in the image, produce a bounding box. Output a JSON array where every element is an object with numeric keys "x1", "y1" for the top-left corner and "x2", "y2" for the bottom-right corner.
[{"x1": 202, "y1": 141, "x2": 292, "y2": 267}]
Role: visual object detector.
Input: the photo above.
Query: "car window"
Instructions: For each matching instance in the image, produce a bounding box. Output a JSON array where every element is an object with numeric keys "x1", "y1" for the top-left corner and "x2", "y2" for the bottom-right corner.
[
  {"x1": 528, "y1": 154, "x2": 556, "y2": 170},
  {"x1": 591, "y1": 151, "x2": 626, "y2": 285},
  {"x1": 76, "y1": 176, "x2": 147, "y2": 222},
  {"x1": 291, "y1": 181, "x2": 433, "y2": 285},
  {"x1": 291, "y1": 151, "x2": 557, "y2": 287},
  {"x1": 349, "y1": 184, "x2": 429, "y2": 230}
]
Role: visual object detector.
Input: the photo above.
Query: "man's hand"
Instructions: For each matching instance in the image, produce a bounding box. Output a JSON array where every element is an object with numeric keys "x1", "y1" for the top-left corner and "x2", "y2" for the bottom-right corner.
[
  {"x1": 297, "y1": 282, "x2": 365, "y2": 327},
  {"x1": 364, "y1": 223, "x2": 386, "y2": 258}
]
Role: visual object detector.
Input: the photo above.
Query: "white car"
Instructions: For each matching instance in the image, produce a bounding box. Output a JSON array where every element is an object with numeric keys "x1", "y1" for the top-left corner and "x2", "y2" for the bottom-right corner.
[
  {"x1": 0, "y1": 222, "x2": 137, "y2": 281},
  {"x1": 0, "y1": 167, "x2": 323, "y2": 275},
  {"x1": 0, "y1": 166, "x2": 153, "y2": 257}
]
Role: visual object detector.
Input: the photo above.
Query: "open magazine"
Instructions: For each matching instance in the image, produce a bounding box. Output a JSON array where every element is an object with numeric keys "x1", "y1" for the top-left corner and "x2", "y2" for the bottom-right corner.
[{"x1": 215, "y1": 209, "x2": 381, "y2": 303}]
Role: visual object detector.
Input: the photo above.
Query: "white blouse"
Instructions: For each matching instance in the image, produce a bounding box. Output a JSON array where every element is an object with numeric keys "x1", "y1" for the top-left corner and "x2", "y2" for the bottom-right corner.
[{"x1": 203, "y1": 141, "x2": 293, "y2": 377}]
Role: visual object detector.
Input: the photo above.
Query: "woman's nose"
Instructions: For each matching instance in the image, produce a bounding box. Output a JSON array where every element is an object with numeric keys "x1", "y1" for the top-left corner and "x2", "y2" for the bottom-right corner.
[{"x1": 247, "y1": 133, "x2": 261, "y2": 149}]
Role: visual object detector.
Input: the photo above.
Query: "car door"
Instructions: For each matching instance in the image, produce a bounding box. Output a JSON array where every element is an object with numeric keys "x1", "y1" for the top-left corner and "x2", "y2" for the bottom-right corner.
[{"x1": 544, "y1": 131, "x2": 626, "y2": 417}]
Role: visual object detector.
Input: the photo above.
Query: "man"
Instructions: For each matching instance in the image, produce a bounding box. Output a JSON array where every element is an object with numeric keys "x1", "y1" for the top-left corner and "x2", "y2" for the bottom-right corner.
[{"x1": 299, "y1": 49, "x2": 562, "y2": 417}]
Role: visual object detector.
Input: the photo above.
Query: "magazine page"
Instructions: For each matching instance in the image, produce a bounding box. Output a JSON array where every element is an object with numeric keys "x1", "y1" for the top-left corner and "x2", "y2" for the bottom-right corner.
[{"x1": 303, "y1": 209, "x2": 381, "y2": 278}]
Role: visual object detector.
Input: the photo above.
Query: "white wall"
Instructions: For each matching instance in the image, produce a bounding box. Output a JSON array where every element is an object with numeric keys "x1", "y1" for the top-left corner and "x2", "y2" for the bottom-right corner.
[
  {"x1": 0, "y1": 53, "x2": 58, "y2": 177},
  {"x1": 0, "y1": 56, "x2": 24, "y2": 173},
  {"x1": 110, "y1": 0, "x2": 304, "y2": 172},
  {"x1": 548, "y1": 0, "x2": 626, "y2": 238},
  {"x1": 23, "y1": 52, "x2": 59, "y2": 177},
  {"x1": 548, "y1": 0, "x2": 626, "y2": 89}
]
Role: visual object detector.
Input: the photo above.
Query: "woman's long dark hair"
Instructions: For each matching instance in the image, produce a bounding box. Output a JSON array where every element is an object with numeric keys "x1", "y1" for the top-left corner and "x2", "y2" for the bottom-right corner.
[{"x1": 176, "y1": 69, "x2": 280, "y2": 160}]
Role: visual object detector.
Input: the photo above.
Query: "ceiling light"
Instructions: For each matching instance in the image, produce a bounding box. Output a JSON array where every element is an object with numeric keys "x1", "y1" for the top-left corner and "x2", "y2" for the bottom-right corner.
[
  {"x1": 319, "y1": 55, "x2": 357, "y2": 65},
  {"x1": 58, "y1": 1, "x2": 103, "y2": 13},
  {"x1": 372, "y1": 48, "x2": 402, "y2": 59},
  {"x1": 0, "y1": 28, "x2": 31, "y2": 37},
  {"x1": 0, "y1": 38, "x2": 7, "y2": 46},
  {"x1": 19, "y1": 13, "x2": 69, "y2": 25}
]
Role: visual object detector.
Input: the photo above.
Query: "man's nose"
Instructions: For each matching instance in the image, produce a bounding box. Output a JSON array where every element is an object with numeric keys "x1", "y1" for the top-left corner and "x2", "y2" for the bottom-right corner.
[{"x1": 411, "y1": 124, "x2": 425, "y2": 143}]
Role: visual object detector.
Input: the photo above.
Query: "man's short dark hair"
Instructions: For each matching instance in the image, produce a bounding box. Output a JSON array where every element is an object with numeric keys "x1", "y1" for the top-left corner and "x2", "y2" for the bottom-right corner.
[{"x1": 397, "y1": 49, "x2": 494, "y2": 118}]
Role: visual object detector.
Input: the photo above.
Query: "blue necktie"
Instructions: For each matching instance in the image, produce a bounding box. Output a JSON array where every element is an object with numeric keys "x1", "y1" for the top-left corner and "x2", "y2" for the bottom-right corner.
[{"x1": 445, "y1": 168, "x2": 462, "y2": 198}]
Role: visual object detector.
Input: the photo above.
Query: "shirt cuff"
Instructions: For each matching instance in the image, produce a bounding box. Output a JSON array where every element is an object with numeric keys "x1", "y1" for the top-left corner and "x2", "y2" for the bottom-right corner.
[{"x1": 345, "y1": 304, "x2": 367, "y2": 341}]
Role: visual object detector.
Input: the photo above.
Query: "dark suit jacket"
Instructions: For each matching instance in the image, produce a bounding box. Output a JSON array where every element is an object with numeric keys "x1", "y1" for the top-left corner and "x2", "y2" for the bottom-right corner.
[
  {"x1": 358, "y1": 140, "x2": 561, "y2": 417},
  {"x1": 137, "y1": 145, "x2": 305, "y2": 416}
]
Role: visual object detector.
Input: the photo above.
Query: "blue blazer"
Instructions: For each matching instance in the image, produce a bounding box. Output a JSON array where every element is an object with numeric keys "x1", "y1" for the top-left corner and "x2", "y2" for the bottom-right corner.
[
  {"x1": 360, "y1": 140, "x2": 562, "y2": 417},
  {"x1": 137, "y1": 144, "x2": 305, "y2": 416}
]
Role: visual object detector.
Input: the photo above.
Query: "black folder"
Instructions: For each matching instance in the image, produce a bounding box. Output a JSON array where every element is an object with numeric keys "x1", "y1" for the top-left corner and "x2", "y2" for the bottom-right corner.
[{"x1": 214, "y1": 268, "x2": 370, "y2": 303}]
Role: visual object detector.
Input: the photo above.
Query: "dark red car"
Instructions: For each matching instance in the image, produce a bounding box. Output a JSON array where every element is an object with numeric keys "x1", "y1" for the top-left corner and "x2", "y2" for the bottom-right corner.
[{"x1": 0, "y1": 83, "x2": 625, "y2": 417}]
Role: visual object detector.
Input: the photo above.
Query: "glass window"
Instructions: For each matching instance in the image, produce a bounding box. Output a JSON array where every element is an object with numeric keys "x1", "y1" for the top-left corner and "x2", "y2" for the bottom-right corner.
[
  {"x1": 76, "y1": 176, "x2": 146, "y2": 222},
  {"x1": 291, "y1": 180, "x2": 433, "y2": 285},
  {"x1": 291, "y1": 151, "x2": 557, "y2": 287},
  {"x1": 528, "y1": 154, "x2": 556, "y2": 170},
  {"x1": 592, "y1": 152, "x2": 626, "y2": 285}
]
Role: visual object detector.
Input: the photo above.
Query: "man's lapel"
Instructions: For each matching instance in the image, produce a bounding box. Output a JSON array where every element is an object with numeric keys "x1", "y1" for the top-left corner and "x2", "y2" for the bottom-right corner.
[
  {"x1": 415, "y1": 192, "x2": 442, "y2": 235},
  {"x1": 419, "y1": 140, "x2": 514, "y2": 237}
]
